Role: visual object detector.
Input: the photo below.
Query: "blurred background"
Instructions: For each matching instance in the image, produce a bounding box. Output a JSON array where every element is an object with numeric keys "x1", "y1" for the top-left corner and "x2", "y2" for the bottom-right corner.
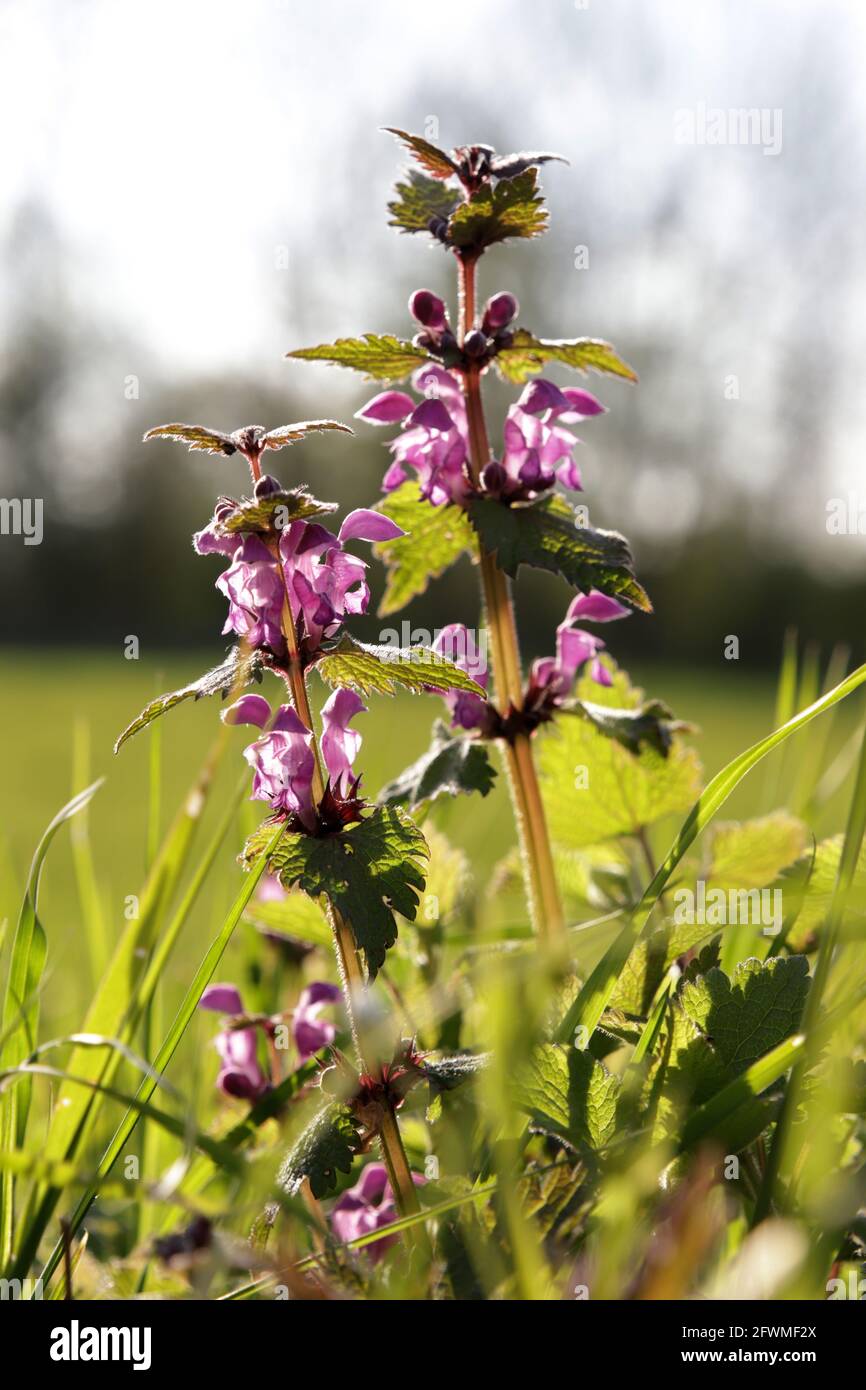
[{"x1": 2, "y1": 0, "x2": 866, "y2": 985}]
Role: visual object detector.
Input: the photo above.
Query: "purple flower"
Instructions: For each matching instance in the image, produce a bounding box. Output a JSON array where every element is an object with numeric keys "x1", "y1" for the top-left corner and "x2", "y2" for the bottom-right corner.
[
  {"x1": 357, "y1": 366, "x2": 472, "y2": 506},
  {"x1": 216, "y1": 535, "x2": 287, "y2": 653},
  {"x1": 223, "y1": 690, "x2": 366, "y2": 825},
  {"x1": 330, "y1": 1163, "x2": 424, "y2": 1262},
  {"x1": 321, "y1": 688, "x2": 367, "y2": 794},
  {"x1": 195, "y1": 505, "x2": 403, "y2": 659},
  {"x1": 199, "y1": 984, "x2": 269, "y2": 1101},
  {"x1": 529, "y1": 589, "x2": 629, "y2": 702},
  {"x1": 432, "y1": 624, "x2": 492, "y2": 733},
  {"x1": 357, "y1": 369, "x2": 605, "y2": 506},
  {"x1": 293, "y1": 981, "x2": 342, "y2": 1059},
  {"x1": 223, "y1": 695, "x2": 317, "y2": 827}
]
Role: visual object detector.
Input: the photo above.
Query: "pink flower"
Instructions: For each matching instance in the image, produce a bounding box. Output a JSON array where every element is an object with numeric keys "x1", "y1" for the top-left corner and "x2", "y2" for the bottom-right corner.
[
  {"x1": 529, "y1": 589, "x2": 629, "y2": 703},
  {"x1": 196, "y1": 505, "x2": 403, "y2": 659},
  {"x1": 431, "y1": 624, "x2": 493, "y2": 734},
  {"x1": 330, "y1": 1163, "x2": 424, "y2": 1262},
  {"x1": 198, "y1": 984, "x2": 269, "y2": 1102},
  {"x1": 222, "y1": 689, "x2": 366, "y2": 826},
  {"x1": 292, "y1": 981, "x2": 342, "y2": 1059},
  {"x1": 357, "y1": 369, "x2": 605, "y2": 506}
]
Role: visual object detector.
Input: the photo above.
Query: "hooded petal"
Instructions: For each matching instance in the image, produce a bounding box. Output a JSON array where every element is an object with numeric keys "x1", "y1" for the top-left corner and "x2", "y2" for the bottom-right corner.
[
  {"x1": 293, "y1": 981, "x2": 342, "y2": 1059},
  {"x1": 199, "y1": 983, "x2": 244, "y2": 1014},
  {"x1": 338, "y1": 509, "x2": 406, "y2": 544},
  {"x1": 356, "y1": 391, "x2": 415, "y2": 424},
  {"x1": 221, "y1": 694, "x2": 272, "y2": 729},
  {"x1": 321, "y1": 688, "x2": 366, "y2": 791},
  {"x1": 566, "y1": 590, "x2": 630, "y2": 623}
]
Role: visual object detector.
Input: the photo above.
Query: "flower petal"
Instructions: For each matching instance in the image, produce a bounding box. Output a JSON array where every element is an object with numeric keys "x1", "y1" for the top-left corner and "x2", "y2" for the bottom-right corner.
[
  {"x1": 221, "y1": 694, "x2": 272, "y2": 729},
  {"x1": 199, "y1": 983, "x2": 244, "y2": 1014},
  {"x1": 338, "y1": 509, "x2": 406, "y2": 544},
  {"x1": 356, "y1": 391, "x2": 414, "y2": 424},
  {"x1": 566, "y1": 590, "x2": 630, "y2": 623}
]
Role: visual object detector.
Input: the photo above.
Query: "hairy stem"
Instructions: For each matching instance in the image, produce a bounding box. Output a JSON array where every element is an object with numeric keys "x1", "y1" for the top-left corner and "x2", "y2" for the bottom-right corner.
[
  {"x1": 269, "y1": 541, "x2": 419, "y2": 1219},
  {"x1": 457, "y1": 254, "x2": 565, "y2": 943}
]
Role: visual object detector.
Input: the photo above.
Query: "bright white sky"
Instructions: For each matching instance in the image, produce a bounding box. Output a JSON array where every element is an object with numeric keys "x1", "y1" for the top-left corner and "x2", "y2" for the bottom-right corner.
[{"x1": 2, "y1": 0, "x2": 866, "y2": 555}]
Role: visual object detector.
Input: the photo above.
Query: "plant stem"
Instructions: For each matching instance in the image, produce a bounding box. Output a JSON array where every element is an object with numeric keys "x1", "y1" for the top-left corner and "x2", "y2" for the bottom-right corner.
[
  {"x1": 269, "y1": 540, "x2": 420, "y2": 1221},
  {"x1": 456, "y1": 253, "x2": 565, "y2": 943}
]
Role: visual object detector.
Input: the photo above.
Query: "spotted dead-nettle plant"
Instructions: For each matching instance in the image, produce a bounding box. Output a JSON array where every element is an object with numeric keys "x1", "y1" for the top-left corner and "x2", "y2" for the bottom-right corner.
[
  {"x1": 288, "y1": 130, "x2": 683, "y2": 945},
  {"x1": 116, "y1": 415, "x2": 489, "y2": 1217}
]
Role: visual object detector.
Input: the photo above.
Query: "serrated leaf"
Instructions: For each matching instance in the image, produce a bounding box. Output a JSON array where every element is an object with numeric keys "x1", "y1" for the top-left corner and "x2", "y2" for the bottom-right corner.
[
  {"x1": 649, "y1": 957, "x2": 810, "y2": 1143},
  {"x1": 241, "y1": 806, "x2": 428, "y2": 978},
  {"x1": 680, "y1": 956, "x2": 810, "y2": 1074},
  {"x1": 539, "y1": 662, "x2": 703, "y2": 850},
  {"x1": 114, "y1": 647, "x2": 267, "y2": 753},
  {"x1": 772, "y1": 835, "x2": 866, "y2": 950},
  {"x1": 373, "y1": 482, "x2": 474, "y2": 615},
  {"x1": 378, "y1": 720, "x2": 497, "y2": 809},
  {"x1": 447, "y1": 169, "x2": 548, "y2": 250},
  {"x1": 565, "y1": 697, "x2": 690, "y2": 757},
  {"x1": 383, "y1": 127, "x2": 459, "y2": 180},
  {"x1": 277, "y1": 1102, "x2": 360, "y2": 1199},
  {"x1": 218, "y1": 485, "x2": 337, "y2": 537},
  {"x1": 143, "y1": 423, "x2": 237, "y2": 455},
  {"x1": 423, "y1": 1051, "x2": 490, "y2": 1093},
  {"x1": 514, "y1": 1043, "x2": 619, "y2": 1151},
  {"x1": 468, "y1": 492, "x2": 651, "y2": 612},
  {"x1": 286, "y1": 334, "x2": 431, "y2": 383},
  {"x1": 610, "y1": 917, "x2": 714, "y2": 1017},
  {"x1": 143, "y1": 419, "x2": 350, "y2": 457},
  {"x1": 490, "y1": 151, "x2": 569, "y2": 180},
  {"x1": 704, "y1": 813, "x2": 809, "y2": 891},
  {"x1": 313, "y1": 633, "x2": 486, "y2": 699},
  {"x1": 495, "y1": 330, "x2": 638, "y2": 386},
  {"x1": 388, "y1": 169, "x2": 460, "y2": 235}
]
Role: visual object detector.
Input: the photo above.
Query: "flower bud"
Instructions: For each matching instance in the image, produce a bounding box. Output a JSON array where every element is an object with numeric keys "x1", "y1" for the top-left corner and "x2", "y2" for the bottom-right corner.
[
  {"x1": 463, "y1": 329, "x2": 489, "y2": 359},
  {"x1": 409, "y1": 289, "x2": 448, "y2": 331},
  {"x1": 254, "y1": 474, "x2": 283, "y2": 499},
  {"x1": 482, "y1": 460, "x2": 506, "y2": 494},
  {"x1": 482, "y1": 292, "x2": 519, "y2": 333}
]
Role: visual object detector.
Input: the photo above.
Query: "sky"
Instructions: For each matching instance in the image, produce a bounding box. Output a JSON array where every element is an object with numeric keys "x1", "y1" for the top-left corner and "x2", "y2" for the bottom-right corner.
[{"x1": 2, "y1": 0, "x2": 866, "y2": 567}]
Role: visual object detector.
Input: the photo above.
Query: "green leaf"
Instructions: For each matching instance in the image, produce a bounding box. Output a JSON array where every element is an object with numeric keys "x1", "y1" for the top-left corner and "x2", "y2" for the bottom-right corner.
[
  {"x1": 447, "y1": 170, "x2": 548, "y2": 250},
  {"x1": 555, "y1": 658, "x2": 866, "y2": 1048},
  {"x1": 218, "y1": 485, "x2": 337, "y2": 537},
  {"x1": 565, "y1": 696, "x2": 691, "y2": 757},
  {"x1": 423, "y1": 1053, "x2": 490, "y2": 1101},
  {"x1": 383, "y1": 127, "x2": 459, "y2": 180},
  {"x1": 495, "y1": 330, "x2": 638, "y2": 385},
  {"x1": 772, "y1": 835, "x2": 866, "y2": 950},
  {"x1": 277, "y1": 1103, "x2": 361, "y2": 1199},
  {"x1": 373, "y1": 482, "x2": 474, "y2": 615},
  {"x1": 313, "y1": 632, "x2": 486, "y2": 699},
  {"x1": 242, "y1": 806, "x2": 429, "y2": 978},
  {"x1": 286, "y1": 334, "x2": 431, "y2": 383},
  {"x1": 379, "y1": 719, "x2": 497, "y2": 809},
  {"x1": 143, "y1": 420, "x2": 351, "y2": 456},
  {"x1": 679, "y1": 956, "x2": 810, "y2": 1074},
  {"x1": 609, "y1": 916, "x2": 713, "y2": 1016},
  {"x1": 514, "y1": 1044, "x2": 619, "y2": 1151},
  {"x1": 468, "y1": 493, "x2": 651, "y2": 612},
  {"x1": 705, "y1": 813, "x2": 809, "y2": 891},
  {"x1": 114, "y1": 646, "x2": 267, "y2": 753},
  {"x1": 387, "y1": 169, "x2": 460, "y2": 235},
  {"x1": 540, "y1": 663, "x2": 703, "y2": 851},
  {"x1": 244, "y1": 890, "x2": 332, "y2": 949}
]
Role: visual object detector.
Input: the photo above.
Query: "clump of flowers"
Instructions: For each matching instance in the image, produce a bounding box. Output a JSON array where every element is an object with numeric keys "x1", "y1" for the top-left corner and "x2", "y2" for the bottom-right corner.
[{"x1": 358, "y1": 333, "x2": 606, "y2": 506}]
